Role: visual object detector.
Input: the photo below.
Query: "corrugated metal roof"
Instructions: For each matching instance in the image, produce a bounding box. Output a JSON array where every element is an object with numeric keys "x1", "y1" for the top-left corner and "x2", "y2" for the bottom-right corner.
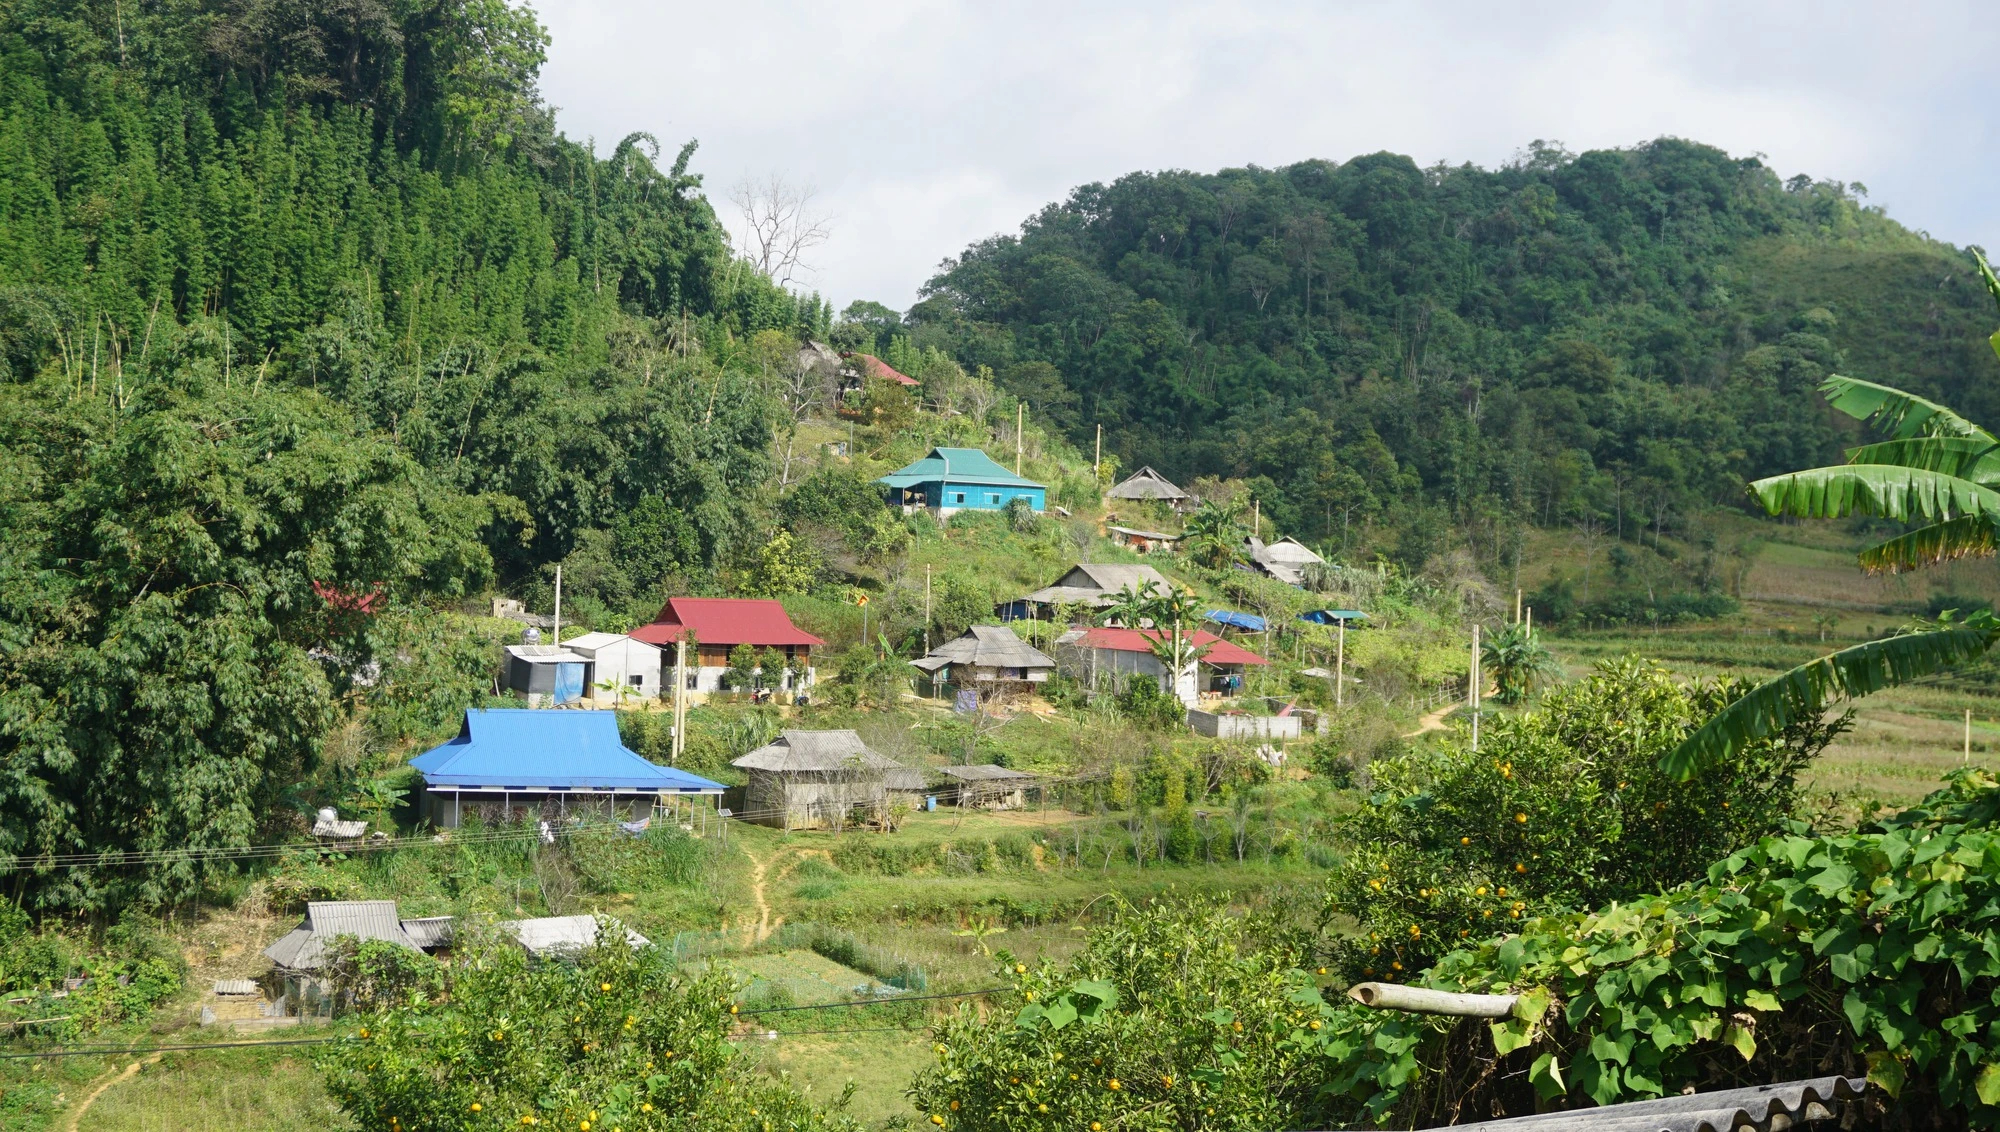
[
  {"x1": 1206, "y1": 610, "x2": 1268, "y2": 632},
  {"x1": 1435, "y1": 1075, "x2": 1865, "y2": 1131},
  {"x1": 311, "y1": 816, "x2": 368, "y2": 839},
  {"x1": 1105, "y1": 466, "x2": 1189, "y2": 500},
  {"x1": 937, "y1": 765, "x2": 1037, "y2": 781},
  {"x1": 410, "y1": 710, "x2": 725, "y2": 792},
  {"x1": 630, "y1": 598, "x2": 825, "y2": 648},
  {"x1": 921, "y1": 625, "x2": 1055, "y2": 670},
  {"x1": 557, "y1": 631, "x2": 634, "y2": 652},
  {"x1": 399, "y1": 916, "x2": 456, "y2": 949},
  {"x1": 878, "y1": 447, "x2": 1044, "y2": 490},
  {"x1": 734, "y1": 730, "x2": 909, "y2": 774},
  {"x1": 213, "y1": 979, "x2": 258, "y2": 996},
  {"x1": 1020, "y1": 563, "x2": 1174, "y2": 606},
  {"x1": 261, "y1": 900, "x2": 424, "y2": 971},
  {"x1": 499, "y1": 915, "x2": 649, "y2": 957},
  {"x1": 503, "y1": 645, "x2": 589, "y2": 664}
]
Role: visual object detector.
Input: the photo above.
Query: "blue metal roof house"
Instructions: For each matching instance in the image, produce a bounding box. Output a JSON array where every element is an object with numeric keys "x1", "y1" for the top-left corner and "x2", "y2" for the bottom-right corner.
[
  {"x1": 877, "y1": 447, "x2": 1045, "y2": 517},
  {"x1": 411, "y1": 709, "x2": 722, "y2": 829}
]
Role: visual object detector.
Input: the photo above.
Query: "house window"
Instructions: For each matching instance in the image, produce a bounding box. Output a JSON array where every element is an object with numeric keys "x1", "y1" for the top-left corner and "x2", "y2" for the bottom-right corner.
[
  {"x1": 952, "y1": 492, "x2": 965, "y2": 504},
  {"x1": 988, "y1": 493, "x2": 1001, "y2": 504},
  {"x1": 628, "y1": 674, "x2": 644, "y2": 687}
]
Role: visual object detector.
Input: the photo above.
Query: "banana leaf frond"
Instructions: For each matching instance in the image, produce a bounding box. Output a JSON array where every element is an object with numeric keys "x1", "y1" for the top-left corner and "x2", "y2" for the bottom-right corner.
[
  {"x1": 1858, "y1": 515, "x2": 2000, "y2": 573},
  {"x1": 1977, "y1": 251, "x2": 2000, "y2": 364},
  {"x1": 1750, "y1": 465, "x2": 2000, "y2": 524},
  {"x1": 1661, "y1": 626, "x2": 1999, "y2": 779},
  {"x1": 1819, "y1": 375, "x2": 1993, "y2": 441},
  {"x1": 1843, "y1": 437, "x2": 2000, "y2": 484}
]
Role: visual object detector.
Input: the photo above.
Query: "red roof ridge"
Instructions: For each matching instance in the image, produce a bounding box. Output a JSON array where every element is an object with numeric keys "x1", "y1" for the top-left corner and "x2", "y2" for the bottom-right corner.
[
  {"x1": 1073, "y1": 626, "x2": 1265, "y2": 665},
  {"x1": 841, "y1": 352, "x2": 919, "y2": 386},
  {"x1": 632, "y1": 597, "x2": 825, "y2": 648}
]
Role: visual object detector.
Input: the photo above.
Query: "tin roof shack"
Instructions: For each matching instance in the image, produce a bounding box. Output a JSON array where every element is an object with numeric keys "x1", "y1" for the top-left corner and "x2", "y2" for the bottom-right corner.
[
  {"x1": 937, "y1": 765, "x2": 1039, "y2": 810},
  {"x1": 503, "y1": 644, "x2": 589, "y2": 705},
  {"x1": 732, "y1": 730, "x2": 912, "y2": 830},
  {"x1": 630, "y1": 598, "x2": 824, "y2": 696},
  {"x1": 411, "y1": 709, "x2": 723, "y2": 829},
  {"x1": 1244, "y1": 535, "x2": 1325, "y2": 588},
  {"x1": 261, "y1": 901, "x2": 449, "y2": 1015},
  {"x1": 499, "y1": 915, "x2": 649, "y2": 960},
  {"x1": 911, "y1": 626, "x2": 1055, "y2": 701},
  {"x1": 1002, "y1": 563, "x2": 1177, "y2": 622},
  {"x1": 878, "y1": 447, "x2": 1045, "y2": 517},
  {"x1": 1055, "y1": 626, "x2": 1268, "y2": 707},
  {"x1": 559, "y1": 632, "x2": 662, "y2": 703},
  {"x1": 1106, "y1": 526, "x2": 1180, "y2": 554}
]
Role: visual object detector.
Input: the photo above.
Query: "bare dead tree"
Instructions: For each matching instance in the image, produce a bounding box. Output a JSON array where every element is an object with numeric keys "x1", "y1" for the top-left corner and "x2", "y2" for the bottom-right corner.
[
  {"x1": 730, "y1": 174, "x2": 832, "y2": 288},
  {"x1": 775, "y1": 349, "x2": 829, "y2": 486}
]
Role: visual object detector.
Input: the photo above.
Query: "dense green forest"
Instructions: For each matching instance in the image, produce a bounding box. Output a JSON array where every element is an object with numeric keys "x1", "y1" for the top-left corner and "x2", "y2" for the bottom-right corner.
[{"x1": 903, "y1": 142, "x2": 2000, "y2": 565}]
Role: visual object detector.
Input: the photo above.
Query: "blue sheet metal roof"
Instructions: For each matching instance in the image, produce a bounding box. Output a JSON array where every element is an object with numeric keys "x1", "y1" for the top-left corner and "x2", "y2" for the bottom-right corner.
[
  {"x1": 411, "y1": 710, "x2": 724, "y2": 792},
  {"x1": 1205, "y1": 610, "x2": 1268, "y2": 632},
  {"x1": 1299, "y1": 609, "x2": 1369, "y2": 625},
  {"x1": 878, "y1": 447, "x2": 1044, "y2": 490}
]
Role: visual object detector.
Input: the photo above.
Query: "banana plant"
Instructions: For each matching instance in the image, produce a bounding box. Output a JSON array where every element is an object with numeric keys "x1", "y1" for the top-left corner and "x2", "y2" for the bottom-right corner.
[{"x1": 1663, "y1": 254, "x2": 2000, "y2": 779}]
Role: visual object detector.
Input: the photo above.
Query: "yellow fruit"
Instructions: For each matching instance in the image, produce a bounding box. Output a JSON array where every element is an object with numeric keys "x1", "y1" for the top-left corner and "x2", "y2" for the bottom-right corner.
[
  {"x1": 642, "y1": 1104, "x2": 653, "y2": 1113},
  {"x1": 1514, "y1": 813, "x2": 1526, "y2": 824},
  {"x1": 1316, "y1": 967, "x2": 1327, "y2": 975},
  {"x1": 580, "y1": 1123, "x2": 590, "y2": 1131},
  {"x1": 930, "y1": 1116, "x2": 944, "y2": 1127},
  {"x1": 729, "y1": 1004, "x2": 739, "y2": 1014},
  {"x1": 1108, "y1": 1078, "x2": 1121, "y2": 1091},
  {"x1": 1231, "y1": 1021, "x2": 1242, "y2": 1032},
  {"x1": 1092, "y1": 1124, "x2": 1103, "y2": 1131},
  {"x1": 359, "y1": 1029, "x2": 370, "y2": 1039},
  {"x1": 1515, "y1": 863, "x2": 1526, "y2": 873},
  {"x1": 1014, "y1": 963, "x2": 1026, "y2": 974},
  {"x1": 1037, "y1": 1103, "x2": 1048, "y2": 1112},
  {"x1": 1308, "y1": 1020, "x2": 1321, "y2": 1031},
  {"x1": 1497, "y1": 887, "x2": 1508, "y2": 897},
  {"x1": 1460, "y1": 836, "x2": 1470, "y2": 845},
  {"x1": 1474, "y1": 886, "x2": 1487, "y2": 896},
  {"x1": 471, "y1": 1103, "x2": 483, "y2": 1112},
  {"x1": 600, "y1": 983, "x2": 612, "y2": 992},
  {"x1": 1391, "y1": 961, "x2": 1403, "y2": 971},
  {"x1": 950, "y1": 1101, "x2": 959, "y2": 1111}
]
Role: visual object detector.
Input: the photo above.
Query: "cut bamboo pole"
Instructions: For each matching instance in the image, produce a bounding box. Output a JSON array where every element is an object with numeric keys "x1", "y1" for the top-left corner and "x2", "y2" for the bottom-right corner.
[{"x1": 1347, "y1": 982, "x2": 1519, "y2": 1017}]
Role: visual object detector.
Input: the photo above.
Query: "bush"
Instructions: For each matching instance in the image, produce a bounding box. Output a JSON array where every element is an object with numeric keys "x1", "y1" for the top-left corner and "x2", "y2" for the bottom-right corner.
[
  {"x1": 316, "y1": 933, "x2": 855, "y2": 1130},
  {"x1": 910, "y1": 897, "x2": 1333, "y2": 1131},
  {"x1": 1115, "y1": 674, "x2": 1186, "y2": 731},
  {"x1": 1322, "y1": 658, "x2": 1844, "y2": 974}
]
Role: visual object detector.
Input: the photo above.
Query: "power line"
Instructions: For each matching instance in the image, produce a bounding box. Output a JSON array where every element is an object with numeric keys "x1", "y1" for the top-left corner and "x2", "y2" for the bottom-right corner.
[{"x1": 739, "y1": 988, "x2": 1003, "y2": 1015}]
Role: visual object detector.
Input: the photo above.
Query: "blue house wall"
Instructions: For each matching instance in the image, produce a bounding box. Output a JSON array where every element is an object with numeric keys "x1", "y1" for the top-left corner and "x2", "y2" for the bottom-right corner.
[{"x1": 922, "y1": 480, "x2": 1046, "y2": 512}]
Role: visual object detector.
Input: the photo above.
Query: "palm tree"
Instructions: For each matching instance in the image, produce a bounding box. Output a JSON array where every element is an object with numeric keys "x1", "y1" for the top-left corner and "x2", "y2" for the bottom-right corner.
[
  {"x1": 1664, "y1": 256, "x2": 2000, "y2": 777},
  {"x1": 1097, "y1": 581, "x2": 1211, "y2": 701},
  {"x1": 1180, "y1": 500, "x2": 1246, "y2": 570},
  {"x1": 1480, "y1": 622, "x2": 1562, "y2": 705}
]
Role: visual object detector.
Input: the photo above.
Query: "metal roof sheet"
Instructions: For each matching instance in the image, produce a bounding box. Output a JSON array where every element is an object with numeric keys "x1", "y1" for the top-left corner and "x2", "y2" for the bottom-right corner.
[
  {"x1": 921, "y1": 625, "x2": 1055, "y2": 669},
  {"x1": 1021, "y1": 563, "x2": 1175, "y2": 606},
  {"x1": 399, "y1": 916, "x2": 456, "y2": 949},
  {"x1": 630, "y1": 598, "x2": 824, "y2": 648},
  {"x1": 734, "y1": 730, "x2": 909, "y2": 774},
  {"x1": 410, "y1": 710, "x2": 725, "y2": 791},
  {"x1": 499, "y1": 915, "x2": 650, "y2": 957},
  {"x1": 877, "y1": 447, "x2": 1044, "y2": 490},
  {"x1": 1435, "y1": 1075, "x2": 1865, "y2": 1131},
  {"x1": 261, "y1": 900, "x2": 424, "y2": 971},
  {"x1": 1205, "y1": 610, "x2": 1268, "y2": 632},
  {"x1": 1066, "y1": 627, "x2": 1268, "y2": 666},
  {"x1": 937, "y1": 764, "x2": 1037, "y2": 781},
  {"x1": 1105, "y1": 466, "x2": 1189, "y2": 500},
  {"x1": 212, "y1": 979, "x2": 259, "y2": 996}
]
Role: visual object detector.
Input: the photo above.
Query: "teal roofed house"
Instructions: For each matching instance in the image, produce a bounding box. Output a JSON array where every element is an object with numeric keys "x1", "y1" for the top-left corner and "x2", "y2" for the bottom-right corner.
[{"x1": 877, "y1": 447, "x2": 1045, "y2": 516}]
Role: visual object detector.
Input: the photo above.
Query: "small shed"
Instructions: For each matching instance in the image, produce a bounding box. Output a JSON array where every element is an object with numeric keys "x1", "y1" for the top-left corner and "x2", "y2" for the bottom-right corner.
[
  {"x1": 732, "y1": 730, "x2": 914, "y2": 830},
  {"x1": 559, "y1": 632, "x2": 662, "y2": 702},
  {"x1": 1105, "y1": 466, "x2": 1192, "y2": 509},
  {"x1": 1003, "y1": 563, "x2": 1178, "y2": 622},
  {"x1": 411, "y1": 709, "x2": 723, "y2": 828},
  {"x1": 261, "y1": 900, "x2": 448, "y2": 1014},
  {"x1": 1245, "y1": 536, "x2": 1325, "y2": 588},
  {"x1": 499, "y1": 914, "x2": 649, "y2": 959},
  {"x1": 937, "y1": 765, "x2": 1039, "y2": 810},
  {"x1": 1106, "y1": 526, "x2": 1180, "y2": 554},
  {"x1": 911, "y1": 625, "x2": 1055, "y2": 699},
  {"x1": 502, "y1": 644, "x2": 589, "y2": 704}
]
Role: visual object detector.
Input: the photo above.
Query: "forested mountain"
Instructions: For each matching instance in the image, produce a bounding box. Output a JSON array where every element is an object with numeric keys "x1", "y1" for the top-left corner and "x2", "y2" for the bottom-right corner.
[
  {"x1": 0, "y1": 0, "x2": 825, "y2": 908},
  {"x1": 907, "y1": 142, "x2": 1999, "y2": 563}
]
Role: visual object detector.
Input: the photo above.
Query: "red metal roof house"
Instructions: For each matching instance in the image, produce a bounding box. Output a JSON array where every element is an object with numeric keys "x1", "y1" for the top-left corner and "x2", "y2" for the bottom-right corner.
[{"x1": 631, "y1": 599, "x2": 825, "y2": 695}]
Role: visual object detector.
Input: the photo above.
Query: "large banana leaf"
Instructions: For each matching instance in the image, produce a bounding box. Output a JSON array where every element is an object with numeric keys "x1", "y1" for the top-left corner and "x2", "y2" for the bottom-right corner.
[
  {"x1": 1978, "y1": 251, "x2": 2000, "y2": 364},
  {"x1": 1661, "y1": 626, "x2": 1998, "y2": 779},
  {"x1": 1820, "y1": 375, "x2": 1993, "y2": 441},
  {"x1": 1857, "y1": 515, "x2": 2000, "y2": 573},
  {"x1": 1750, "y1": 465, "x2": 2000, "y2": 523},
  {"x1": 1843, "y1": 437, "x2": 2000, "y2": 485}
]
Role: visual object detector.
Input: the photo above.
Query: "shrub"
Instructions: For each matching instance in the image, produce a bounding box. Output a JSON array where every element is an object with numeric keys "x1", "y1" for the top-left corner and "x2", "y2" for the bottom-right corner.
[
  {"x1": 1115, "y1": 674, "x2": 1186, "y2": 731},
  {"x1": 266, "y1": 849, "x2": 364, "y2": 912},
  {"x1": 316, "y1": 933, "x2": 854, "y2": 1130},
  {"x1": 1323, "y1": 658, "x2": 1844, "y2": 974},
  {"x1": 910, "y1": 897, "x2": 1333, "y2": 1131}
]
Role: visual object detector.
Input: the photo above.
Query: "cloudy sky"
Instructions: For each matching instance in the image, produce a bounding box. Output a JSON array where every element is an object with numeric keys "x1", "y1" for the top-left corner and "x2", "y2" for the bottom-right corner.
[{"x1": 532, "y1": 0, "x2": 1996, "y2": 312}]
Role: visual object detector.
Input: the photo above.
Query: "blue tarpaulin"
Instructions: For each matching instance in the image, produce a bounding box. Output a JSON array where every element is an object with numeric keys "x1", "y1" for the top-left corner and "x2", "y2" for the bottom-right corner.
[
  {"x1": 1299, "y1": 610, "x2": 1369, "y2": 625},
  {"x1": 1205, "y1": 610, "x2": 1268, "y2": 632}
]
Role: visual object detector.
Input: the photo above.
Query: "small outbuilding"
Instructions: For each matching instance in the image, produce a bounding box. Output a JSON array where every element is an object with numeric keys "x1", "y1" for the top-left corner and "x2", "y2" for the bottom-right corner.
[
  {"x1": 1106, "y1": 526, "x2": 1180, "y2": 554},
  {"x1": 1001, "y1": 563, "x2": 1178, "y2": 622},
  {"x1": 731, "y1": 730, "x2": 913, "y2": 830},
  {"x1": 911, "y1": 625, "x2": 1055, "y2": 700},
  {"x1": 630, "y1": 598, "x2": 824, "y2": 695},
  {"x1": 1245, "y1": 536, "x2": 1326, "y2": 588},
  {"x1": 411, "y1": 709, "x2": 724, "y2": 828},
  {"x1": 1055, "y1": 626, "x2": 1268, "y2": 706},
  {"x1": 559, "y1": 632, "x2": 662, "y2": 702},
  {"x1": 261, "y1": 900, "x2": 449, "y2": 1014},
  {"x1": 499, "y1": 914, "x2": 649, "y2": 959},
  {"x1": 502, "y1": 644, "x2": 589, "y2": 705},
  {"x1": 937, "y1": 765, "x2": 1039, "y2": 810}
]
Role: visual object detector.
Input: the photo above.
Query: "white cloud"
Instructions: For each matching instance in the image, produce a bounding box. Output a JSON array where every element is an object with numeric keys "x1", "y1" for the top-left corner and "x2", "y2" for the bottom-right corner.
[{"x1": 530, "y1": 0, "x2": 2000, "y2": 310}]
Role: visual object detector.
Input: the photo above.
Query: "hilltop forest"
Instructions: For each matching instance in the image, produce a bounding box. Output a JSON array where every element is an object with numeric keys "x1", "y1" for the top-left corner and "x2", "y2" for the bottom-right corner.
[{"x1": 904, "y1": 141, "x2": 2000, "y2": 565}]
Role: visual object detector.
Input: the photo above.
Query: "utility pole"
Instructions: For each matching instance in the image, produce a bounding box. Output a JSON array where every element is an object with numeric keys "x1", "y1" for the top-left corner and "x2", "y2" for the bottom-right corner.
[
  {"x1": 1253, "y1": 499, "x2": 1260, "y2": 538},
  {"x1": 1515, "y1": 588, "x2": 1522, "y2": 624},
  {"x1": 672, "y1": 637, "x2": 687, "y2": 764},
  {"x1": 1094, "y1": 424, "x2": 1102, "y2": 479},
  {"x1": 553, "y1": 566, "x2": 562, "y2": 646},
  {"x1": 1967, "y1": 709, "x2": 1974, "y2": 764},
  {"x1": 1470, "y1": 624, "x2": 1481, "y2": 752},
  {"x1": 1016, "y1": 402, "x2": 1025, "y2": 475},
  {"x1": 1335, "y1": 617, "x2": 1346, "y2": 709},
  {"x1": 924, "y1": 565, "x2": 933, "y2": 654}
]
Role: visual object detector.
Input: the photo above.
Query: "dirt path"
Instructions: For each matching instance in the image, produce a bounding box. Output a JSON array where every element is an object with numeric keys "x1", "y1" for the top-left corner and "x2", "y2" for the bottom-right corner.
[
  {"x1": 1405, "y1": 702, "x2": 1457, "y2": 738},
  {"x1": 65, "y1": 1052, "x2": 162, "y2": 1131},
  {"x1": 743, "y1": 849, "x2": 781, "y2": 944}
]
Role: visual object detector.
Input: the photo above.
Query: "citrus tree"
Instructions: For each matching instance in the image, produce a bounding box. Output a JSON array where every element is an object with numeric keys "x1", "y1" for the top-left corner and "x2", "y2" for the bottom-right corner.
[
  {"x1": 316, "y1": 929, "x2": 852, "y2": 1132},
  {"x1": 1666, "y1": 255, "x2": 2000, "y2": 777},
  {"x1": 1326, "y1": 659, "x2": 1843, "y2": 976}
]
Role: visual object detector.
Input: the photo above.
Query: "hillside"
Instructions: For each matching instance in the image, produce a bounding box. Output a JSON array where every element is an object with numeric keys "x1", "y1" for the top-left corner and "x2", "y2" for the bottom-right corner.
[{"x1": 902, "y1": 144, "x2": 2000, "y2": 565}]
